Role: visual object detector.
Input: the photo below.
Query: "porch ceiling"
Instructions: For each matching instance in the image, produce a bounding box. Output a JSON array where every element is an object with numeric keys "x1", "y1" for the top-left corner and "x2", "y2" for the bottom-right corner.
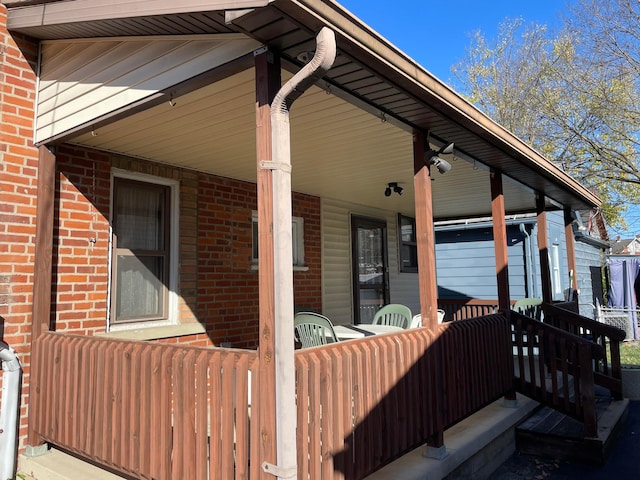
[
  {"x1": 6, "y1": 0, "x2": 600, "y2": 218},
  {"x1": 70, "y1": 68, "x2": 528, "y2": 219}
]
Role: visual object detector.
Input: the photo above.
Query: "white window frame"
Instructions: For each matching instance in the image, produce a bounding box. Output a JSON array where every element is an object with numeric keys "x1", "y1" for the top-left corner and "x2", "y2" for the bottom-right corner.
[
  {"x1": 251, "y1": 211, "x2": 307, "y2": 270},
  {"x1": 107, "y1": 168, "x2": 180, "y2": 332}
]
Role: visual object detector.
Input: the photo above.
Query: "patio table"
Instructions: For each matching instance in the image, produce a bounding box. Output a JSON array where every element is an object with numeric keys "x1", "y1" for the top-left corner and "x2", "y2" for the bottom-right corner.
[{"x1": 333, "y1": 324, "x2": 404, "y2": 341}]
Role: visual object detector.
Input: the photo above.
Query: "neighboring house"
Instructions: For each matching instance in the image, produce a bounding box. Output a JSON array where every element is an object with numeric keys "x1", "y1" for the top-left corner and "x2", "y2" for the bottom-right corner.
[
  {"x1": 572, "y1": 209, "x2": 611, "y2": 318},
  {"x1": 0, "y1": 1, "x2": 605, "y2": 479},
  {"x1": 432, "y1": 211, "x2": 570, "y2": 303},
  {"x1": 611, "y1": 236, "x2": 640, "y2": 255}
]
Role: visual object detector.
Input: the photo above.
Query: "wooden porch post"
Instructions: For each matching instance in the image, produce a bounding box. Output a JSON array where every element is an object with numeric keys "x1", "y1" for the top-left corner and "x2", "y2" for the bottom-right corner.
[
  {"x1": 564, "y1": 208, "x2": 579, "y2": 299},
  {"x1": 255, "y1": 49, "x2": 280, "y2": 478},
  {"x1": 27, "y1": 145, "x2": 56, "y2": 449},
  {"x1": 413, "y1": 130, "x2": 439, "y2": 330},
  {"x1": 490, "y1": 171, "x2": 510, "y2": 311},
  {"x1": 536, "y1": 195, "x2": 553, "y2": 303},
  {"x1": 414, "y1": 131, "x2": 446, "y2": 455}
]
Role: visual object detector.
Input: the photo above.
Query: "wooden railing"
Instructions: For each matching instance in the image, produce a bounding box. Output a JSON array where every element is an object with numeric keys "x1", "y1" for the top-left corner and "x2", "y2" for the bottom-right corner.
[
  {"x1": 29, "y1": 332, "x2": 259, "y2": 480},
  {"x1": 510, "y1": 311, "x2": 604, "y2": 437},
  {"x1": 437, "y1": 298, "x2": 502, "y2": 321},
  {"x1": 295, "y1": 314, "x2": 513, "y2": 479},
  {"x1": 30, "y1": 315, "x2": 514, "y2": 480},
  {"x1": 542, "y1": 303, "x2": 626, "y2": 400}
]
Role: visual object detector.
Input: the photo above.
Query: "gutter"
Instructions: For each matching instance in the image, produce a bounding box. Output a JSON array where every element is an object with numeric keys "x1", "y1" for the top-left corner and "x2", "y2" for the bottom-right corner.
[
  {"x1": 0, "y1": 342, "x2": 21, "y2": 480},
  {"x1": 575, "y1": 231, "x2": 611, "y2": 250},
  {"x1": 262, "y1": 26, "x2": 336, "y2": 480}
]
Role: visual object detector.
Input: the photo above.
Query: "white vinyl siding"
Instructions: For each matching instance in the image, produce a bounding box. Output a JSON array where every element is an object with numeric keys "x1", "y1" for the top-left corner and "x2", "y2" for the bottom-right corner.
[
  {"x1": 321, "y1": 198, "x2": 420, "y2": 325},
  {"x1": 37, "y1": 34, "x2": 260, "y2": 143}
]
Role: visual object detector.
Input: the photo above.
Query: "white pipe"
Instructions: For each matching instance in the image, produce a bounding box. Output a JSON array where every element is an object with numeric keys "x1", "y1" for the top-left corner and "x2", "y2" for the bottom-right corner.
[
  {"x1": 0, "y1": 342, "x2": 21, "y2": 480},
  {"x1": 520, "y1": 223, "x2": 536, "y2": 299},
  {"x1": 268, "y1": 27, "x2": 336, "y2": 479}
]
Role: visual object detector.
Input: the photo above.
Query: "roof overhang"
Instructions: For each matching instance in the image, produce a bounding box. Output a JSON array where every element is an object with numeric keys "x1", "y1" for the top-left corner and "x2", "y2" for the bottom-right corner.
[{"x1": 4, "y1": 0, "x2": 601, "y2": 217}]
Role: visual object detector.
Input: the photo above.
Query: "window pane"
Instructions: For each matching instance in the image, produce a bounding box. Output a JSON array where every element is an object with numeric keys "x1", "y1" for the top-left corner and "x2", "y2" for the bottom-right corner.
[
  {"x1": 116, "y1": 255, "x2": 163, "y2": 320},
  {"x1": 115, "y1": 182, "x2": 165, "y2": 250},
  {"x1": 358, "y1": 227, "x2": 385, "y2": 284},
  {"x1": 400, "y1": 216, "x2": 415, "y2": 243},
  {"x1": 252, "y1": 221, "x2": 259, "y2": 261},
  {"x1": 400, "y1": 244, "x2": 418, "y2": 270}
]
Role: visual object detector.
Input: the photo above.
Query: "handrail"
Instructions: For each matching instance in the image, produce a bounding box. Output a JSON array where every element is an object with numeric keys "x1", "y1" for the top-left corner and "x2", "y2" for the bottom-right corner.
[
  {"x1": 542, "y1": 303, "x2": 625, "y2": 400},
  {"x1": 510, "y1": 311, "x2": 602, "y2": 437},
  {"x1": 437, "y1": 299, "x2": 503, "y2": 321}
]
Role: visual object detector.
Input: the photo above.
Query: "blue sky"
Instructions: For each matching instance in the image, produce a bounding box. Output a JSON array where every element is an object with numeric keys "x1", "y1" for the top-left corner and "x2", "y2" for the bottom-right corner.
[
  {"x1": 339, "y1": 1, "x2": 639, "y2": 238},
  {"x1": 339, "y1": 0, "x2": 566, "y2": 82}
]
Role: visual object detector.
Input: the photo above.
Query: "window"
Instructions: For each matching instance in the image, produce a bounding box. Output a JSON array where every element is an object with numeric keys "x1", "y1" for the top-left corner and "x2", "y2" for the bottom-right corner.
[
  {"x1": 398, "y1": 214, "x2": 418, "y2": 273},
  {"x1": 551, "y1": 243, "x2": 563, "y2": 298},
  {"x1": 252, "y1": 212, "x2": 306, "y2": 268},
  {"x1": 110, "y1": 172, "x2": 178, "y2": 325}
]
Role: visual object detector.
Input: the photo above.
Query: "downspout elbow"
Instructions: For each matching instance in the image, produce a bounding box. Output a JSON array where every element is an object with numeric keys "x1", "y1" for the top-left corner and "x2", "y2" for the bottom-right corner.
[
  {"x1": 0, "y1": 343, "x2": 21, "y2": 372},
  {"x1": 271, "y1": 27, "x2": 336, "y2": 116}
]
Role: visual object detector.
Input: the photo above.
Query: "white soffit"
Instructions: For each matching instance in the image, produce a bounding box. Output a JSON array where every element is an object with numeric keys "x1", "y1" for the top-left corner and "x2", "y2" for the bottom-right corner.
[{"x1": 36, "y1": 34, "x2": 260, "y2": 143}]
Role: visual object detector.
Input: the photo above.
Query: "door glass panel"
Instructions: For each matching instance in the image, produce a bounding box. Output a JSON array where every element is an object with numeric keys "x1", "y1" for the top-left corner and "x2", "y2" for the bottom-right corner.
[{"x1": 352, "y1": 217, "x2": 388, "y2": 323}]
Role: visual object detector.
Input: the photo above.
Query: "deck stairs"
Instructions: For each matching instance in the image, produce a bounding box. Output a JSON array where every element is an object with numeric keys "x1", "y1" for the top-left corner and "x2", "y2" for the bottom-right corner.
[{"x1": 514, "y1": 356, "x2": 629, "y2": 466}]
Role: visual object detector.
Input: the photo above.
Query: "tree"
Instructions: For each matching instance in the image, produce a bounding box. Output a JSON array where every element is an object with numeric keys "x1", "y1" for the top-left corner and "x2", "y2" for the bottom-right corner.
[{"x1": 451, "y1": 0, "x2": 640, "y2": 229}]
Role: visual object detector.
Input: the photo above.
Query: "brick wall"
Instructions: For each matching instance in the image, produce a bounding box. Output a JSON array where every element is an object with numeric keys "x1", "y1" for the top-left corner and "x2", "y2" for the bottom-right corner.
[
  {"x1": 0, "y1": 4, "x2": 40, "y2": 451},
  {"x1": 55, "y1": 145, "x2": 322, "y2": 349}
]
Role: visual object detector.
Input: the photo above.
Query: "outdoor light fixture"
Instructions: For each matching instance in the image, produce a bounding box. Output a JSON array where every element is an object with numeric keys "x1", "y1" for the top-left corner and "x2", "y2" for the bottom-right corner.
[
  {"x1": 425, "y1": 142, "x2": 454, "y2": 174},
  {"x1": 385, "y1": 182, "x2": 403, "y2": 197}
]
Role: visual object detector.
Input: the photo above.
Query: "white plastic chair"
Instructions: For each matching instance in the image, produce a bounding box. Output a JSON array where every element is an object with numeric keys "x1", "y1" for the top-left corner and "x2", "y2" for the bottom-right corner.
[
  {"x1": 294, "y1": 312, "x2": 338, "y2": 348},
  {"x1": 512, "y1": 298, "x2": 543, "y2": 320},
  {"x1": 409, "y1": 309, "x2": 445, "y2": 328},
  {"x1": 372, "y1": 304, "x2": 412, "y2": 329}
]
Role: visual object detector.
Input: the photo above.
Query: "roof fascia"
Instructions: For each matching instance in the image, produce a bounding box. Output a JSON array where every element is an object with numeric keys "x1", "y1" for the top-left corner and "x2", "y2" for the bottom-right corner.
[{"x1": 6, "y1": 0, "x2": 274, "y2": 29}]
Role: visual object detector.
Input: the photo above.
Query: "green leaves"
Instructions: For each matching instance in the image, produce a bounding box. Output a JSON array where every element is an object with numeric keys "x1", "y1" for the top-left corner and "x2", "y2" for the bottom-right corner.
[{"x1": 452, "y1": 0, "x2": 640, "y2": 229}]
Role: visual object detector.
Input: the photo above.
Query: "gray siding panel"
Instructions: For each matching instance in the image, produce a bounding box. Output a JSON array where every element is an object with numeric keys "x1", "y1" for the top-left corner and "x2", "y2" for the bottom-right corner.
[
  {"x1": 575, "y1": 240, "x2": 605, "y2": 318},
  {"x1": 435, "y1": 225, "x2": 528, "y2": 300}
]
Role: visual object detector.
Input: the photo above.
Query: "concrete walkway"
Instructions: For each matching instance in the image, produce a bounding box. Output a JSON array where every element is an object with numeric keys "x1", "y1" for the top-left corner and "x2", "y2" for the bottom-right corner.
[{"x1": 490, "y1": 400, "x2": 640, "y2": 479}]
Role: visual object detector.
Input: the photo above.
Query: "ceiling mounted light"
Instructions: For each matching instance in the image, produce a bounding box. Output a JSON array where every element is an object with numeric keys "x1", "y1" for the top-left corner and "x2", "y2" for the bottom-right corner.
[
  {"x1": 385, "y1": 182, "x2": 403, "y2": 197},
  {"x1": 425, "y1": 142, "x2": 454, "y2": 174}
]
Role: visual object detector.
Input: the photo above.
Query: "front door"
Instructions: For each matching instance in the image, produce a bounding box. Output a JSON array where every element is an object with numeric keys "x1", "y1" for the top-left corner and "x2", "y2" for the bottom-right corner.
[{"x1": 351, "y1": 215, "x2": 389, "y2": 323}]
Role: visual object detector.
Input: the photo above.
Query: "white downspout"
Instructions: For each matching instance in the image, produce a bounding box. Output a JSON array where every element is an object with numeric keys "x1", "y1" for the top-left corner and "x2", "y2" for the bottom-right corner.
[
  {"x1": 262, "y1": 27, "x2": 336, "y2": 479},
  {"x1": 0, "y1": 342, "x2": 21, "y2": 480},
  {"x1": 519, "y1": 223, "x2": 536, "y2": 298}
]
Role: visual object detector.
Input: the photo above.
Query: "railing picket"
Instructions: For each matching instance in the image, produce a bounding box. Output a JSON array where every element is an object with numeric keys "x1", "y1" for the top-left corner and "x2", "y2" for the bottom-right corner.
[
  {"x1": 329, "y1": 348, "x2": 346, "y2": 480},
  {"x1": 309, "y1": 352, "x2": 322, "y2": 480},
  {"x1": 296, "y1": 354, "x2": 310, "y2": 479},
  {"x1": 319, "y1": 350, "x2": 335, "y2": 478},
  {"x1": 220, "y1": 354, "x2": 236, "y2": 479},
  {"x1": 249, "y1": 356, "x2": 261, "y2": 480},
  {"x1": 137, "y1": 344, "x2": 152, "y2": 477},
  {"x1": 234, "y1": 352, "x2": 250, "y2": 480},
  {"x1": 107, "y1": 343, "x2": 125, "y2": 465},
  {"x1": 208, "y1": 351, "x2": 222, "y2": 480}
]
